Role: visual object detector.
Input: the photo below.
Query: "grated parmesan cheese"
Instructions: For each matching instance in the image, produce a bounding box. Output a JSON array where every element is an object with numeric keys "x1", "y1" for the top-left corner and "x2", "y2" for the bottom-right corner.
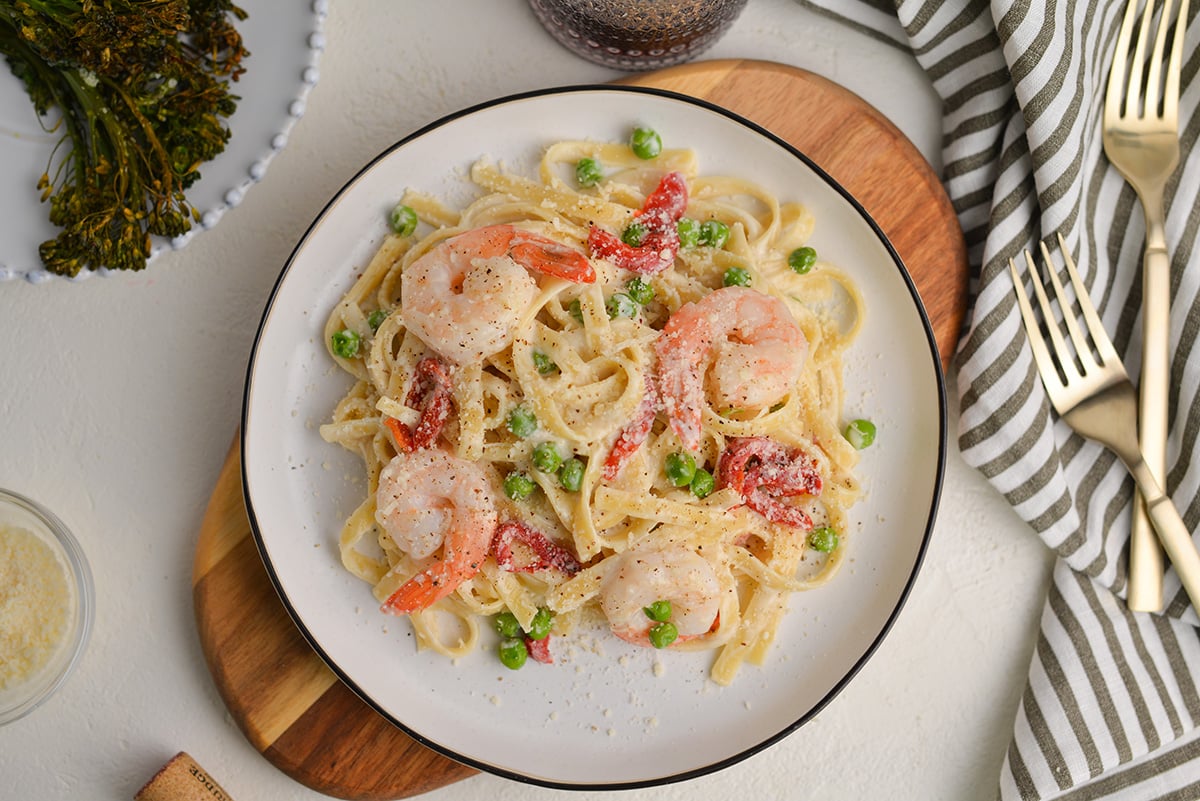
[{"x1": 0, "y1": 524, "x2": 72, "y2": 691}]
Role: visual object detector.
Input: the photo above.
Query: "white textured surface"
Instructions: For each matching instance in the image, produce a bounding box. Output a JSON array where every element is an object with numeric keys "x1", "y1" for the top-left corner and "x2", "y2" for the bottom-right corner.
[{"x1": 0, "y1": 1, "x2": 1054, "y2": 799}]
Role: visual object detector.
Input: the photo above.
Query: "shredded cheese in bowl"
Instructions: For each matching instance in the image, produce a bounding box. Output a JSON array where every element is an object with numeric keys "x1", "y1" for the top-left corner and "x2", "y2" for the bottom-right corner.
[
  {"x1": 0, "y1": 524, "x2": 73, "y2": 690},
  {"x1": 0, "y1": 489, "x2": 93, "y2": 725}
]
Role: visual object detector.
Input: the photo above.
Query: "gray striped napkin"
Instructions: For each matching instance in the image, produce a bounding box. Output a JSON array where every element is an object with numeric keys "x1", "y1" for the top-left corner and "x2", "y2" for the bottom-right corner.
[{"x1": 798, "y1": 0, "x2": 1200, "y2": 798}]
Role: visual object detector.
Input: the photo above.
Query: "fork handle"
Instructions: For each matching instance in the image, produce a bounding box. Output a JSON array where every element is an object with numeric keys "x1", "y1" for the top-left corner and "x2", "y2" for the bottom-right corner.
[
  {"x1": 1129, "y1": 218, "x2": 1171, "y2": 611},
  {"x1": 1127, "y1": 456, "x2": 1200, "y2": 615}
]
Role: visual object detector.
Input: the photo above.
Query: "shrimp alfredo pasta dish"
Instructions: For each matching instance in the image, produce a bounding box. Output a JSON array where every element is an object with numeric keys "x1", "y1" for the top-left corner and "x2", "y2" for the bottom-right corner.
[{"x1": 319, "y1": 128, "x2": 870, "y2": 686}]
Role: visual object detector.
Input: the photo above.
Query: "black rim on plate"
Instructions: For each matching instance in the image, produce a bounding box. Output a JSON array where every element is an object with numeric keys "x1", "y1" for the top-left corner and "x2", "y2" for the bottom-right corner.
[{"x1": 240, "y1": 83, "x2": 948, "y2": 790}]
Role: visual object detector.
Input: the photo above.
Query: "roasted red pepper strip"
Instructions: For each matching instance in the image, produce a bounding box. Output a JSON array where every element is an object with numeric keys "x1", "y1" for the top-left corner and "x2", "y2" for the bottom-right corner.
[
  {"x1": 587, "y1": 227, "x2": 677, "y2": 274},
  {"x1": 383, "y1": 416, "x2": 413, "y2": 453},
  {"x1": 404, "y1": 357, "x2": 453, "y2": 449},
  {"x1": 525, "y1": 635, "x2": 553, "y2": 664},
  {"x1": 718, "y1": 436, "x2": 822, "y2": 529},
  {"x1": 587, "y1": 171, "x2": 688, "y2": 275},
  {"x1": 491, "y1": 520, "x2": 582, "y2": 575},
  {"x1": 602, "y1": 375, "x2": 660, "y2": 481},
  {"x1": 639, "y1": 171, "x2": 689, "y2": 219}
]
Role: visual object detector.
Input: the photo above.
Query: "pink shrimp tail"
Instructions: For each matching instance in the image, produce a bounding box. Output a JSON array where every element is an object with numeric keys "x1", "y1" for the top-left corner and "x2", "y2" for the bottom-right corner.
[
  {"x1": 380, "y1": 532, "x2": 489, "y2": 615},
  {"x1": 509, "y1": 235, "x2": 595, "y2": 283},
  {"x1": 448, "y1": 224, "x2": 594, "y2": 283}
]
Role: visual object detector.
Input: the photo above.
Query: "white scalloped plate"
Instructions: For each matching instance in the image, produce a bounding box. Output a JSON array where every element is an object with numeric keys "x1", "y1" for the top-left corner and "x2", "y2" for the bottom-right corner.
[
  {"x1": 242, "y1": 87, "x2": 946, "y2": 789},
  {"x1": 0, "y1": 0, "x2": 327, "y2": 283}
]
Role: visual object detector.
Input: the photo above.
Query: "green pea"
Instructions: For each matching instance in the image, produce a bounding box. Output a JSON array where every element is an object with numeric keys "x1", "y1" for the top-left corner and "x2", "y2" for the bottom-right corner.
[
  {"x1": 532, "y1": 350, "x2": 559, "y2": 375},
  {"x1": 625, "y1": 276, "x2": 655, "y2": 305},
  {"x1": 630, "y1": 126, "x2": 662, "y2": 159},
  {"x1": 569, "y1": 298, "x2": 584, "y2": 324},
  {"x1": 808, "y1": 526, "x2": 840, "y2": 553},
  {"x1": 788, "y1": 245, "x2": 817, "y2": 274},
  {"x1": 507, "y1": 405, "x2": 538, "y2": 438},
  {"x1": 526, "y1": 608, "x2": 554, "y2": 641},
  {"x1": 494, "y1": 611, "x2": 522, "y2": 639},
  {"x1": 558, "y1": 457, "x2": 585, "y2": 492},
  {"x1": 723, "y1": 266, "x2": 752, "y2": 287},
  {"x1": 498, "y1": 637, "x2": 528, "y2": 669},
  {"x1": 503, "y1": 471, "x2": 537, "y2": 501},
  {"x1": 677, "y1": 217, "x2": 702, "y2": 248},
  {"x1": 621, "y1": 221, "x2": 648, "y2": 247},
  {"x1": 576, "y1": 157, "x2": 603, "y2": 187},
  {"x1": 532, "y1": 441, "x2": 563, "y2": 473},
  {"x1": 690, "y1": 468, "x2": 715, "y2": 499},
  {"x1": 844, "y1": 418, "x2": 877, "y2": 449},
  {"x1": 643, "y1": 599, "x2": 672, "y2": 623},
  {"x1": 665, "y1": 451, "x2": 696, "y2": 487},
  {"x1": 606, "y1": 292, "x2": 638, "y2": 320},
  {"x1": 367, "y1": 309, "x2": 389, "y2": 332},
  {"x1": 388, "y1": 203, "x2": 418, "y2": 236},
  {"x1": 648, "y1": 621, "x2": 678, "y2": 649},
  {"x1": 699, "y1": 220, "x2": 730, "y2": 248},
  {"x1": 330, "y1": 329, "x2": 360, "y2": 359}
]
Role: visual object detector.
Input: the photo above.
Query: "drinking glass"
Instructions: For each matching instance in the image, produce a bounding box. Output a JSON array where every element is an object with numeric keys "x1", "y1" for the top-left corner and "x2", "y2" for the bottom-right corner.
[{"x1": 529, "y1": 0, "x2": 749, "y2": 71}]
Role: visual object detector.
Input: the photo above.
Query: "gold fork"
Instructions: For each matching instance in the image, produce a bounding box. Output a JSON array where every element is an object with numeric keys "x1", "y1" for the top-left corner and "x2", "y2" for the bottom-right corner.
[
  {"x1": 1008, "y1": 236, "x2": 1200, "y2": 614},
  {"x1": 1102, "y1": 0, "x2": 1189, "y2": 611}
]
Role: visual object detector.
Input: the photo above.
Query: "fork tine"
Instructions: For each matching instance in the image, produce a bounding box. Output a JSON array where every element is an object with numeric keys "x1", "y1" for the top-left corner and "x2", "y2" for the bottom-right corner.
[
  {"x1": 1106, "y1": 0, "x2": 1138, "y2": 119},
  {"x1": 1126, "y1": 0, "x2": 1154, "y2": 115},
  {"x1": 1145, "y1": 0, "x2": 1175, "y2": 115},
  {"x1": 1056, "y1": 232, "x2": 1124, "y2": 369},
  {"x1": 1008, "y1": 257, "x2": 1066, "y2": 401},
  {"x1": 1039, "y1": 239, "x2": 1099, "y2": 374},
  {"x1": 1023, "y1": 249, "x2": 1083, "y2": 384},
  {"x1": 1164, "y1": 0, "x2": 1189, "y2": 119}
]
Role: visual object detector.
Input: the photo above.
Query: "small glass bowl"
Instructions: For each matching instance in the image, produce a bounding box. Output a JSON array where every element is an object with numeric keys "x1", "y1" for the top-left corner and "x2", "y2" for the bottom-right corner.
[{"x1": 0, "y1": 488, "x2": 94, "y2": 726}]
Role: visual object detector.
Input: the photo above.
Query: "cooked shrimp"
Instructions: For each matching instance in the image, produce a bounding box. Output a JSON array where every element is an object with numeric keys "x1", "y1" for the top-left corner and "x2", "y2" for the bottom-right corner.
[
  {"x1": 654, "y1": 286, "x2": 807, "y2": 451},
  {"x1": 376, "y1": 448, "x2": 497, "y2": 614},
  {"x1": 402, "y1": 224, "x2": 594, "y2": 364},
  {"x1": 600, "y1": 545, "x2": 721, "y2": 646}
]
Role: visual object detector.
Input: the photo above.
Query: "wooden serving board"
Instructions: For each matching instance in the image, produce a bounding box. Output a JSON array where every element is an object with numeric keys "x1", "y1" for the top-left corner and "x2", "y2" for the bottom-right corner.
[{"x1": 192, "y1": 59, "x2": 968, "y2": 800}]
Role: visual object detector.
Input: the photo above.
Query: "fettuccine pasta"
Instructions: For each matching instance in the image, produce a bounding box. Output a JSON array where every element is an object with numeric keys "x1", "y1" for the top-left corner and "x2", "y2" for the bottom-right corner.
[{"x1": 319, "y1": 131, "x2": 866, "y2": 685}]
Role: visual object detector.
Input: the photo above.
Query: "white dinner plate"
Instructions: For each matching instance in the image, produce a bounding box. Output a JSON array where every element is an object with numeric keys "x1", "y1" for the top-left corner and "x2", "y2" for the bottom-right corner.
[
  {"x1": 242, "y1": 86, "x2": 946, "y2": 789},
  {"x1": 0, "y1": 0, "x2": 327, "y2": 283}
]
